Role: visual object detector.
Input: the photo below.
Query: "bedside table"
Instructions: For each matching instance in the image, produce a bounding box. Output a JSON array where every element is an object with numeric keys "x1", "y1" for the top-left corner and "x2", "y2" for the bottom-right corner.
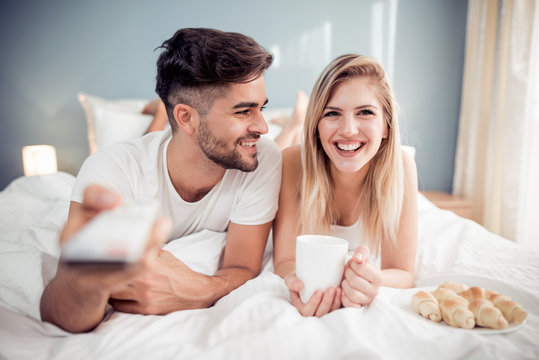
[{"x1": 420, "y1": 191, "x2": 474, "y2": 220}]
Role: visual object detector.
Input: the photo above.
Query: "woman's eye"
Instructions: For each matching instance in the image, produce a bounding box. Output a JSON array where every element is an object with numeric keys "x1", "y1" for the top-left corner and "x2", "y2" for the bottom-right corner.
[
  {"x1": 323, "y1": 111, "x2": 339, "y2": 117},
  {"x1": 358, "y1": 109, "x2": 375, "y2": 116}
]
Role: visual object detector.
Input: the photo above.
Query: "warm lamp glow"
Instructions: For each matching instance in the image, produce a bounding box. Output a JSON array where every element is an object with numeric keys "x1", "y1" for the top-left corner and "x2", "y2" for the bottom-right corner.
[{"x1": 22, "y1": 145, "x2": 58, "y2": 176}]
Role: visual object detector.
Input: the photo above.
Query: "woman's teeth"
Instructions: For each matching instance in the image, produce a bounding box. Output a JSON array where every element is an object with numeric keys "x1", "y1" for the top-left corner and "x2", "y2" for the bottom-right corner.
[{"x1": 336, "y1": 142, "x2": 363, "y2": 151}]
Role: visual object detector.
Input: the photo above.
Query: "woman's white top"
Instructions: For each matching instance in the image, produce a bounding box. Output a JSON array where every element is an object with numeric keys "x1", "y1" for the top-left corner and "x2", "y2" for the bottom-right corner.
[
  {"x1": 330, "y1": 219, "x2": 380, "y2": 266},
  {"x1": 330, "y1": 219, "x2": 364, "y2": 250}
]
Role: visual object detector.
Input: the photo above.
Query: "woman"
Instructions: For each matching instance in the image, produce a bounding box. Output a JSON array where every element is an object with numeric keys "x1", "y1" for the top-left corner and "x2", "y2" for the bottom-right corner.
[{"x1": 273, "y1": 54, "x2": 418, "y2": 317}]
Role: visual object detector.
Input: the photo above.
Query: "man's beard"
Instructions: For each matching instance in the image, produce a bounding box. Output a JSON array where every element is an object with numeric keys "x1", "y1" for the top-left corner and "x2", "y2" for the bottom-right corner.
[{"x1": 197, "y1": 120, "x2": 259, "y2": 172}]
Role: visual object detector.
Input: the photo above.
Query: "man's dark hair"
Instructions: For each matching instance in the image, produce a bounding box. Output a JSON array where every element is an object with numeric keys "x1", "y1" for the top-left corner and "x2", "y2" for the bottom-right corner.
[{"x1": 155, "y1": 28, "x2": 273, "y2": 131}]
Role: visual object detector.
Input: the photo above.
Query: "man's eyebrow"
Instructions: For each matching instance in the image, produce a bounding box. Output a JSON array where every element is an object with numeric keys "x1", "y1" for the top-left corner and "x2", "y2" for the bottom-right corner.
[{"x1": 233, "y1": 98, "x2": 269, "y2": 109}]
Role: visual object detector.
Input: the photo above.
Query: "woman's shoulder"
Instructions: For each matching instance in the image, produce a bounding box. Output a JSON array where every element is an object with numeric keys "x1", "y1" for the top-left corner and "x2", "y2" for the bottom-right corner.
[
  {"x1": 280, "y1": 145, "x2": 302, "y2": 188},
  {"x1": 401, "y1": 146, "x2": 418, "y2": 189},
  {"x1": 281, "y1": 145, "x2": 302, "y2": 169}
]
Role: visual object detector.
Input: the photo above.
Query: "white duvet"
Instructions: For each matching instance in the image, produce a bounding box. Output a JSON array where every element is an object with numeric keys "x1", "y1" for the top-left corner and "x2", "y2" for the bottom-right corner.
[{"x1": 0, "y1": 173, "x2": 538, "y2": 360}]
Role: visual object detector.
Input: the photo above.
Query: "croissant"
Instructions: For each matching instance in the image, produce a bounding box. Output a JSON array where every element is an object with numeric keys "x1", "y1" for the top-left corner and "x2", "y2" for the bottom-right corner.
[
  {"x1": 438, "y1": 281, "x2": 469, "y2": 294},
  {"x1": 488, "y1": 293, "x2": 528, "y2": 323},
  {"x1": 439, "y1": 299, "x2": 475, "y2": 329},
  {"x1": 468, "y1": 299, "x2": 508, "y2": 329},
  {"x1": 432, "y1": 287, "x2": 468, "y2": 306},
  {"x1": 459, "y1": 286, "x2": 495, "y2": 302},
  {"x1": 411, "y1": 291, "x2": 442, "y2": 322}
]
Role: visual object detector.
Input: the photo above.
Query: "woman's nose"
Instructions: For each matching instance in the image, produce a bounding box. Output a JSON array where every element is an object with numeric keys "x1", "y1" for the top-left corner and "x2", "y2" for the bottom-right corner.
[{"x1": 339, "y1": 114, "x2": 358, "y2": 136}]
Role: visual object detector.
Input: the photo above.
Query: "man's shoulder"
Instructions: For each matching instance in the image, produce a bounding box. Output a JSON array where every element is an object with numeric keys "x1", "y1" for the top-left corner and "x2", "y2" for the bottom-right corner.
[
  {"x1": 75, "y1": 130, "x2": 170, "y2": 191},
  {"x1": 105, "y1": 129, "x2": 168, "y2": 153},
  {"x1": 95, "y1": 130, "x2": 169, "y2": 165}
]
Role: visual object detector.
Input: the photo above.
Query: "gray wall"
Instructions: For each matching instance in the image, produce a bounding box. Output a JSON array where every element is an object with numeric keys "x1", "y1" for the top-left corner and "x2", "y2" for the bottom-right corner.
[{"x1": 0, "y1": 0, "x2": 468, "y2": 191}]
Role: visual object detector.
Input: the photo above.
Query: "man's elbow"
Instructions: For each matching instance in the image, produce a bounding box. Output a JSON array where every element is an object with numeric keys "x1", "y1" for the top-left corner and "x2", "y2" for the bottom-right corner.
[{"x1": 40, "y1": 289, "x2": 98, "y2": 334}]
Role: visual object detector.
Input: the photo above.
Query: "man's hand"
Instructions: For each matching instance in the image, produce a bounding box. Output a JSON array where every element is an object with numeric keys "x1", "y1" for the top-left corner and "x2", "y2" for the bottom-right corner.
[
  {"x1": 60, "y1": 184, "x2": 122, "y2": 244},
  {"x1": 341, "y1": 246, "x2": 382, "y2": 308},
  {"x1": 60, "y1": 185, "x2": 171, "y2": 293},
  {"x1": 285, "y1": 271, "x2": 342, "y2": 317},
  {"x1": 40, "y1": 184, "x2": 172, "y2": 333},
  {"x1": 109, "y1": 250, "x2": 211, "y2": 314},
  {"x1": 61, "y1": 218, "x2": 173, "y2": 295}
]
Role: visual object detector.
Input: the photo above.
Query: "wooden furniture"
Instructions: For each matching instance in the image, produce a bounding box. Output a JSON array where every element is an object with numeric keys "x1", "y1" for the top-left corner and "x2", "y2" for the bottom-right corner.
[{"x1": 420, "y1": 191, "x2": 474, "y2": 220}]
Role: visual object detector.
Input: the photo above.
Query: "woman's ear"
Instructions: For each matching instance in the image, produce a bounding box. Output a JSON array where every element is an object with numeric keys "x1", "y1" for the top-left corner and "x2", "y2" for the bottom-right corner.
[{"x1": 173, "y1": 104, "x2": 198, "y2": 135}]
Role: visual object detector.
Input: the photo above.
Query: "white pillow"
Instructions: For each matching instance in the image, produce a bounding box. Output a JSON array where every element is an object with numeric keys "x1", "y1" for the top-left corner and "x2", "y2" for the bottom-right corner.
[{"x1": 77, "y1": 93, "x2": 153, "y2": 154}]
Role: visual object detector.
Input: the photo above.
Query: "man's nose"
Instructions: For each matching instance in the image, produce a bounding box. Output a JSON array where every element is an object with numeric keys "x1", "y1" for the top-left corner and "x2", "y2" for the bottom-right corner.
[{"x1": 249, "y1": 110, "x2": 269, "y2": 135}]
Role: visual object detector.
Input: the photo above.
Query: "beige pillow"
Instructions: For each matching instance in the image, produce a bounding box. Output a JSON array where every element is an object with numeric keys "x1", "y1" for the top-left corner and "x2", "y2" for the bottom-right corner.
[{"x1": 78, "y1": 93, "x2": 153, "y2": 154}]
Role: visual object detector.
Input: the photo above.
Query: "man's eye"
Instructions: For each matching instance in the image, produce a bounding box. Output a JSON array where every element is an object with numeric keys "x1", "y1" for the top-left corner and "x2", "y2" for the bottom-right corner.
[
  {"x1": 261, "y1": 106, "x2": 267, "y2": 112},
  {"x1": 236, "y1": 109, "x2": 251, "y2": 115}
]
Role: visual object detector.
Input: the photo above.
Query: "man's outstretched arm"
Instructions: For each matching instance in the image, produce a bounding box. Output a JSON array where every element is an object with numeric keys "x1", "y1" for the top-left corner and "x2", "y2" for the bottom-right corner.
[
  {"x1": 40, "y1": 186, "x2": 171, "y2": 333},
  {"x1": 108, "y1": 221, "x2": 272, "y2": 313}
]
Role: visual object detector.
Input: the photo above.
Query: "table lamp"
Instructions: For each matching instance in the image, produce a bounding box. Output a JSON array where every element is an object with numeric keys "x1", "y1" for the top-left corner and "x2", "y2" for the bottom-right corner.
[{"x1": 22, "y1": 145, "x2": 58, "y2": 176}]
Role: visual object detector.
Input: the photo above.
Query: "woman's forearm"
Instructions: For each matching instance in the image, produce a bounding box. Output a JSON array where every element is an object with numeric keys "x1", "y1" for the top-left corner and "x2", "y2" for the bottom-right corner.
[
  {"x1": 274, "y1": 260, "x2": 296, "y2": 279},
  {"x1": 380, "y1": 268, "x2": 415, "y2": 289}
]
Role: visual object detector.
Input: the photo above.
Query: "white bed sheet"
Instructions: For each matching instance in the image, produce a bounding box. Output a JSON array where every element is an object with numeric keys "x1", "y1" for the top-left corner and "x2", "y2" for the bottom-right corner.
[{"x1": 0, "y1": 173, "x2": 538, "y2": 360}]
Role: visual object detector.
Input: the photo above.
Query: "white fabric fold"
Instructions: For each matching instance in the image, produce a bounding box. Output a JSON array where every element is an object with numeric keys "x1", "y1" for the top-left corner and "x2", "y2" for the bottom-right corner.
[{"x1": 162, "y1": 230, "x2": 226, "y2": 276}]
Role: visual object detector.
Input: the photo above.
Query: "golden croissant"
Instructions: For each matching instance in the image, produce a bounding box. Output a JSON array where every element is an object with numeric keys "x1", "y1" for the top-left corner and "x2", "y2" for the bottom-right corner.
[
  {"x1": 438, "y1": 281, "x2": 469, "y2": 294},
  {"x1": 411, "y1": 282, "x2": 528, "y2": 330},
  {"x1": 459, "y1": 286, "x2": 495, "y2": 302},
  {"x1": 439, "y1": 299, "x2": 475, "y2": 329},
  {"x1": 468, "y1": 299, "x2": 508, "y2": 329},
  {"x1": 488, "y1": 293, "x2": 528, "y2": 324},
  {"x1": 432, "y1": 287, "x2": 468, "y2": 306},
  {"x1": 411, "y1": 291, "x2": 442, "y2": 322}
]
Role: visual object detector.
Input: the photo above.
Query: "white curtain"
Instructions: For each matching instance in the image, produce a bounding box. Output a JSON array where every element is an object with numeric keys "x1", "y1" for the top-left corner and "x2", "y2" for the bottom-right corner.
[{"x1": 453, "y1": 0, "x2": 539, "y2": 253}]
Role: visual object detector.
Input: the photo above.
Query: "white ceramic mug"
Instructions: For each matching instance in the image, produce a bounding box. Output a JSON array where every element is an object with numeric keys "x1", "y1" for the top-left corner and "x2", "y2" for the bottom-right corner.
[{"x1": 296, "y1": 234, "x2": 348, "y2": 303}]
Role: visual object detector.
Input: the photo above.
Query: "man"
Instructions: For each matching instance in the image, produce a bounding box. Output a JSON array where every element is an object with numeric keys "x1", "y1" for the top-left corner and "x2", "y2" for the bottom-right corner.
[{"x1": 40, "y1": 28, "x2": 281, "y2": 333}]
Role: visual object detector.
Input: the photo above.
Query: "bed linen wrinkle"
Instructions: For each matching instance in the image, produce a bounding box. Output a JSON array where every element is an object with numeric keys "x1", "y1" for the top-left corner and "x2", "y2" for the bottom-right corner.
[{"x1": 1, "y1": 174, "x2": 539, "y2": 359}]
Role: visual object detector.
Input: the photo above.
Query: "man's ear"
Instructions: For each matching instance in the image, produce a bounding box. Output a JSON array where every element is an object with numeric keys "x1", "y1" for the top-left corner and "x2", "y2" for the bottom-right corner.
[{"x1": 173, "y1": 104, "x2": 198, "y2": 135}]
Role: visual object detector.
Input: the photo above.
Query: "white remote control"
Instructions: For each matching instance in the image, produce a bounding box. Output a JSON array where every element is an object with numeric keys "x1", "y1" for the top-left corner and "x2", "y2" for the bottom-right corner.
[{"x1": 61, "y1": 199, "x2": 158, "y2": 266}]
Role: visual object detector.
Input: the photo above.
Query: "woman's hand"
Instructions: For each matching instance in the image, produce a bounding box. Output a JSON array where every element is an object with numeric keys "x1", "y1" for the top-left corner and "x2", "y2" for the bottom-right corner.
[
  {"x1": 341, "y1": 246, "x2": 382, "y2": 308},
  {"x1": 284, "y1": 271, "x2": 341, "y2": 317}
]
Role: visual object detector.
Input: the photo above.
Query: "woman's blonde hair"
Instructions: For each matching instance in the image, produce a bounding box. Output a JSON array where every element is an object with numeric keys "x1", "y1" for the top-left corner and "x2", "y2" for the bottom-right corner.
[{"x1": 300, "y1": 54, "x2": 403, "y2": 255}]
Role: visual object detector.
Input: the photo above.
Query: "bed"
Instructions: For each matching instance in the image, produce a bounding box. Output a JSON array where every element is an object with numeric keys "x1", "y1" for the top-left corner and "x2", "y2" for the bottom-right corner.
[
  {"x1": 1, "y1": 96, "x2": 538, "y2": 359},
  {"x1": 1, "y1": 172, "x2": 539, "y2": 359}
]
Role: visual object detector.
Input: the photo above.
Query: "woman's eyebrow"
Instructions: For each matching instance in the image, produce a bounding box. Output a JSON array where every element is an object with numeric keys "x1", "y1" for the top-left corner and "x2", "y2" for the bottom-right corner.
[{"x1": 324, "y1": 104, "x2": 378, "y2": 110}]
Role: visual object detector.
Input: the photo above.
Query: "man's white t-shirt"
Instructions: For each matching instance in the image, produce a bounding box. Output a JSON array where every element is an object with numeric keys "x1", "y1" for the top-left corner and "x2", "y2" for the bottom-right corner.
[{"x1": 70, "y1": 129, "x2": 282, "y2": 240}]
